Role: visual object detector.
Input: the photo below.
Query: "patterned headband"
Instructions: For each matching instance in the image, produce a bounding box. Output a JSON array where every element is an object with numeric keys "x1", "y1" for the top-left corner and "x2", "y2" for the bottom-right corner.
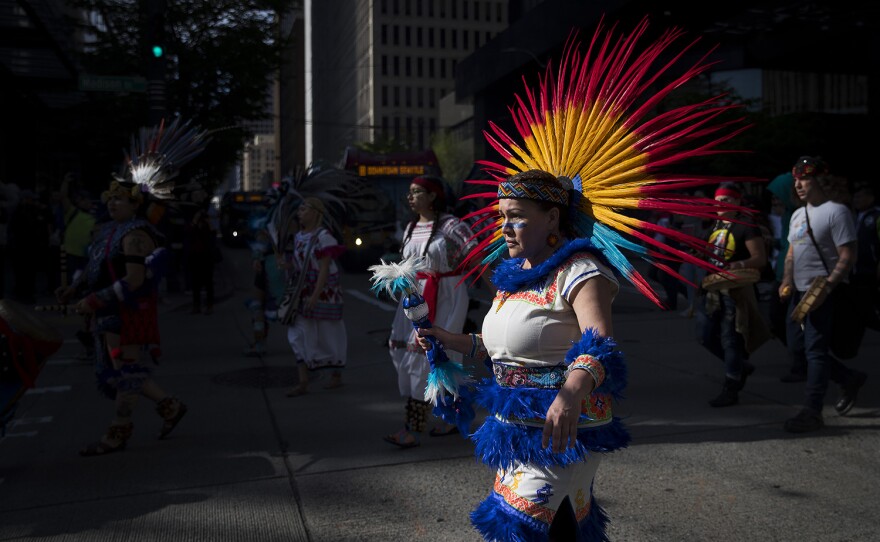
[
  {"x1": 101, "y1": 180, "x2": 144, "y2": 204},
  {"x1": 497, "y1": 180, "x2": 569, "y2": 207}
]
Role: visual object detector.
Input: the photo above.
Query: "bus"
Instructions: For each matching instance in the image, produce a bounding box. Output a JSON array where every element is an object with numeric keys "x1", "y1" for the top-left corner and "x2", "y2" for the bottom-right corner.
[
  {"x1": 218, "y1": 190, "x2": 270, "y2": 246},
  {"x1": 338, "y1": 146, "x2": 443, "y2": 271}
]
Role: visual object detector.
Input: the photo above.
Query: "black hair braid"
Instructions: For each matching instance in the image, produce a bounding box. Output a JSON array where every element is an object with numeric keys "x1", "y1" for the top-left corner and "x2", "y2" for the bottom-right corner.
[{"x1": 421, "y1": 215, "x2": 440, "y2": 259}]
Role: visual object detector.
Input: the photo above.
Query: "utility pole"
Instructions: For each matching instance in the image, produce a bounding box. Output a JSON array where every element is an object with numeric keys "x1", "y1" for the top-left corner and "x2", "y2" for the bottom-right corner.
[{"x1": 143, "y1": 0, "x2": 167, "y2": 126}]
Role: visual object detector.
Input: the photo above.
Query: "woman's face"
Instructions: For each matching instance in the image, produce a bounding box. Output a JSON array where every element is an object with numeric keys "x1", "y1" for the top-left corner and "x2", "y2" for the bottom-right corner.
[
  {"x1": 106, "y1": 194, "x2": 138, "y2": 222},
  {"x1": 498, "y1": 198, "x2": 556, "y2": 261},
  {"x1": 297, "y1": 203, "x2": 320, "y2": 228},
  {"x1": 406, "y1": 183, "x2": 436, "y2": 216}
]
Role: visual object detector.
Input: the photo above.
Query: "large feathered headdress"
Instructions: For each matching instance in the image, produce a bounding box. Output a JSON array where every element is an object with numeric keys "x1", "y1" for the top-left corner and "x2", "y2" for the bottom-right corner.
[
  {"x1": 257, "y1": 165, "x2": 369, "y2": 250},
  {"x1": 107, "y1": 117, "x2": 209, "y2": 202},
  {"x1": 461, "y1": 17, "x2": 755, "y2": 305}
]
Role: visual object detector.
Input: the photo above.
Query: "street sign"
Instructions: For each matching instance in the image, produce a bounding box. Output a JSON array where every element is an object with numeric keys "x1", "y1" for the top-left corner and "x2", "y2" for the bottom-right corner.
[{"x1": 78, "y1": 75, "x2": 147, "y2": 93}]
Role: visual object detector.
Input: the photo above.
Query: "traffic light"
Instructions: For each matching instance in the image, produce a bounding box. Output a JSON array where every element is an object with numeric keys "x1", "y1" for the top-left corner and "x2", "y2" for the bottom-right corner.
[{"x1": 151, "y1": 45, "x2": 164, "y2": 58}]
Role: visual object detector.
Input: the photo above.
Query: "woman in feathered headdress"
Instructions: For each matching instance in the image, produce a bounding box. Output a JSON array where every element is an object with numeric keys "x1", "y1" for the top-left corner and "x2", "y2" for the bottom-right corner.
[
  {"x1": 56, "y1": 118, "x2": 207, "y2": 456},
  {"x1": 412, "y1": 18, "x2": 752, "y2": 541}
]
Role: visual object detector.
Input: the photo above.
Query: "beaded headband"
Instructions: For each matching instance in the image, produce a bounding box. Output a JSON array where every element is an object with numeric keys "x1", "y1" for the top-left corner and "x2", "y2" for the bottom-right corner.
[{"x1": 497, "y1": 179, "x2": 569, "y2": 207}]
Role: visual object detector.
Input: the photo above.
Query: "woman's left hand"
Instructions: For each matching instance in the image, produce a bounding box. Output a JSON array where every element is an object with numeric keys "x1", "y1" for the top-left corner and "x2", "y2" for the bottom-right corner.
[{"x1": 542, "y1": 388, "x2": 582, "y2": 453}]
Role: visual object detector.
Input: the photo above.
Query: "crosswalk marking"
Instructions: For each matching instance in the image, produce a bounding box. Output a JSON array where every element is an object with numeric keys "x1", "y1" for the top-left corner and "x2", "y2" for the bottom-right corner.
[{"x1": 348, "y1": 290, "x2": 396, "y2": 312}]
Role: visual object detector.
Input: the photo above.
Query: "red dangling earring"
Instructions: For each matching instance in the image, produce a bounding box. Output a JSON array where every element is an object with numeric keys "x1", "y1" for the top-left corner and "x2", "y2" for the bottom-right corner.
[{"x1": 547, "y1": 233, "x2": 559, "y2": 247}]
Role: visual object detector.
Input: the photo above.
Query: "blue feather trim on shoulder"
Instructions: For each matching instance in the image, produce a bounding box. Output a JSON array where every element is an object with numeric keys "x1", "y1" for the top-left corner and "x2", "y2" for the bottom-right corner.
[{"x1": 491, "y1": 238, "x2": 616, "y2": 293}]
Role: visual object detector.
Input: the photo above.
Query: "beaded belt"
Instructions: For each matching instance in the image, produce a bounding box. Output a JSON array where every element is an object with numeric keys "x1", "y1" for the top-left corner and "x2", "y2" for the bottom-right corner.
[{"x1": 493, "y1": 362, "x2": 566, "y2": 389}]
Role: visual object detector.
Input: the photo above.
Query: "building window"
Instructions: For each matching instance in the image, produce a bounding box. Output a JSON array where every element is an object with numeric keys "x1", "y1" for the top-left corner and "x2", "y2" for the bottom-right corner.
[
  {"x1": 440, "y1": 28, "x2": 446, "y2": 48},
  {"x1": 381, "y1": 0, "x2": 387, "y2": 15},
  {"x1": 439, "y1": 0, "x2": 446, "y2": 17},
  {"x1": 381, "y1": 24, "x2": 387, "y2": 45},
  {"x1": 417, "y1": 87, "x2": 424, "y2": 107},
  {"x1": 417, "y1": 27, "x2": 423, "y2": 47},
  {"x1": 485, "y1": 31, "x2": 491, "y2": 43},
  {"x1": 393, "y1": 0, "x2": 399, "y2": 15},
  {"x1": 452, "y1": 29, "x2": 458, "y2": 49},
  {"x1": 473, "y1": 1, "x2": 479, "y2": 20},
  {"x1": 406, "y1": 117, "x2": 413, "y2": 142},
  {"x1": 405, "y1": 0, "x2": 411, "y2": 15},
  {"x1": 394, "y1": 86, "x2": 400, "y2": 107},
  {"x1": 417, "y1": 57, "x2": 423, "y2": 77},
  {"x1": 452, "y1": 0, "x2": 457, "y2": 18},
  {"x1": 393, "y1": 56, "x2": 400, "y2": 76},
  {"x1": 429, "y1": 88, "x2": 435, "y2": 108},
  {"x1": 463, "y1": 0, "x2": 468, "y2": 18},
  {"x1": 381, "y1": 55, "x2": 388, "y2": 76},
  {"x1": 496, "y1": 1, "x2": 503, "y2": 22},
  {"x1": 428, "y1": 58, "x2": 435, "y2": 77},
  {"x1": 393, "y1": 26, "x2": 399, "y2": 46},
  {"x1": 394, "y1": 117, "x2": 401, "y2": 140},
  {"x1": 417, "y1": 0, "x2": 422, "y2": 16},
  {"x1": 405, "y1": 27, "x2": 411, "y2": 46},
  {"x1": 418, "y1": 120, "x2": 425, "y2": 149},
  {"x1": 406, "y1": 87, "x2": 412, "y2": 107},
  {"x1": 382, "y1": 85, "x2": 388, "y2": 107},
  {"x1": 486, "y1": 1, "x2": 491, "y2": 21},
  {"x1": 429, "y1": 28, "x2": 434, "y2": 47},
  {"x1": 440, "y1": 59, "x2": 447, "y2": 78},
  {"x1": 452, "y1": 59, "x2": 457, "y2": 75},
  {"x1": 474, "y1": 30, "x2": 479, "y2": 48},
  {"x1": 463, "y1": 29, "x2": 469, "y2": 49},
  {"x1": 429, "y1": 118, "x2": 436, "y2": 134},
  {"x1": 428, "y1": 1, "x2": 433, "y2": 16},
  {"x1": 382, "y1": 116, "x2": 389, "y2": 134},
  {"x1": 405, "y1": 57, "x2": 411, "y2": 76}
]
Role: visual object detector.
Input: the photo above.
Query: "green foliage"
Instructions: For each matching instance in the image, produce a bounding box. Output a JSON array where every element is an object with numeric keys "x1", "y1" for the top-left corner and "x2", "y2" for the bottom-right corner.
[
  {"x1": 430, "y1": 130, "x2": 473, "y2": 194},
  {"x1": 354, "y1": 134, "x2": 410, "y2": 154},
  {"x1": 64, "y1": 0, "x2": 294, "y2": 192}
]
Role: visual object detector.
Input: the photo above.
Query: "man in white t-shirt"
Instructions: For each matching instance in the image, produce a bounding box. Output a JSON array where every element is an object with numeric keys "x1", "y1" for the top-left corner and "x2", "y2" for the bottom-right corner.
[{"x1": 779, "y1": 156, "x2": 867, "y2": 433}]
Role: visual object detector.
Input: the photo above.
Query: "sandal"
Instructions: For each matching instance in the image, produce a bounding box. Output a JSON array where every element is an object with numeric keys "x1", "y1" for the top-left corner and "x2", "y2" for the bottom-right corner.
[
  {"x1": 382, "y1": 428, "x2": 420, "y2": 449},
  {"x1": 286, "y1": 385, "x2": 308, "y2": 397},
  {"x1": 157, "y1": 398, "x2": 188, "y2": 439},
  {"x1": 323, "y1": 376, "x2": 344, "y2": 390},
  {"x1": 429, "y1": 424, "x2": 460, "y2": 437},
  {"x1": 80, "y1": 423, "x2": 132, "y2": 457},
  {"x1": 79, "y1": 440, "x2": 126, "y2": 457}
]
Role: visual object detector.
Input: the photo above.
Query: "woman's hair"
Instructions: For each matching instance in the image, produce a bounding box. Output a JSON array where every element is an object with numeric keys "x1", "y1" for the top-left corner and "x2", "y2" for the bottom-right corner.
[
  {"x1": 505, "y1": 170, "x2": 573, "y2": 237},
  {"x1": 402, "y1": 176, "x2": 451, "y2": 258}
]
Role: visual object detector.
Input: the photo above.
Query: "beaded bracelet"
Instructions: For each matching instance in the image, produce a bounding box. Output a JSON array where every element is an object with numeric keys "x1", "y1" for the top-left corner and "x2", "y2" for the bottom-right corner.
[{"x1": 565, "y1": 354, "x2": 606, "y2": 389}]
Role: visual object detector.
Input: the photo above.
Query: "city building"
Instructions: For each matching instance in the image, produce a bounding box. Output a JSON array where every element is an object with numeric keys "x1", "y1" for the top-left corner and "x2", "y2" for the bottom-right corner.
[
  {"x1": 304, "y1": 0, "x2": 511, "y2": 166},
  {"x1": 240, "y1": 134, "x2": 276, "y2": 192}
]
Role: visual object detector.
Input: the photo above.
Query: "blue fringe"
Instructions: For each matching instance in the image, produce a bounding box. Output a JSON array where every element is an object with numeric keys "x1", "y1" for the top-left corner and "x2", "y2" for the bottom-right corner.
[
  {"x1": 565, "y1": 328, "x2": 628, "y2": 399},
  {"x1": 470, "y1": 492, "x2": 610, "y2": 542},
  {"x1": 432, "y1": 385, "x2": 477, "y2": 437},
  {"x1": 491, "y1": 238, "x2": 614, "y2": 293},
  {"x1": 472, "y1": 415, "x2": 630, "y2": 471}
]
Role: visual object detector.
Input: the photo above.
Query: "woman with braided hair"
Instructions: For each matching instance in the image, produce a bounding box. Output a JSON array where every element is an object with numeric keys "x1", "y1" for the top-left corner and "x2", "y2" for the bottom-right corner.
[{"x1": 382, "y1": 175, "x2": 477, "y2": 448}]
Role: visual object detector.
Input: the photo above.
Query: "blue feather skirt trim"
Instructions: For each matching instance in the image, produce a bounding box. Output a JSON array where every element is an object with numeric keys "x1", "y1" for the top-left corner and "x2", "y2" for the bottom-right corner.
[
  {"x1": 472, "y1": 379, "x2": 630, "y2": 470},
  {"x1": 471, "y1": 492, "x2": 610, "y2": 542}
]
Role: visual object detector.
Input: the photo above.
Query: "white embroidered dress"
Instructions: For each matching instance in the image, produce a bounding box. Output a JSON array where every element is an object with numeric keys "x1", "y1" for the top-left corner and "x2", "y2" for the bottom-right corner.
[{"x1": 388, "y1": 214, "x2": 476, "y2": 397}]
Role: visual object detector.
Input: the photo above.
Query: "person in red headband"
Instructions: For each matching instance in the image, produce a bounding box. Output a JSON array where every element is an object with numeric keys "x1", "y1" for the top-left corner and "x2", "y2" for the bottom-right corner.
[
  {"x1": 697, "y1": 182, "x2": 769, "y2": 408},
  {"x1": 382, "y1": 175, "x2": 478, "y2": 448}
]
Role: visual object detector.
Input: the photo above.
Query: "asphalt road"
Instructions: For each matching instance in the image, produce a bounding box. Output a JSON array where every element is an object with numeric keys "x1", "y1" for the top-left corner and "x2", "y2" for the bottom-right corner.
[{"x1": 1, "y1": 245, "x2": 878, "y2": 541}]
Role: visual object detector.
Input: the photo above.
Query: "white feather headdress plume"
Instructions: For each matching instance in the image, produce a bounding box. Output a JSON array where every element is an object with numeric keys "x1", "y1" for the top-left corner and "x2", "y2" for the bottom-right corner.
[
  {"x1": 367, "y1": 256, "x2": 429, "y2": 300},
  {"x1": 114, "y1": 117, "x2": 209, "y2": 200}
]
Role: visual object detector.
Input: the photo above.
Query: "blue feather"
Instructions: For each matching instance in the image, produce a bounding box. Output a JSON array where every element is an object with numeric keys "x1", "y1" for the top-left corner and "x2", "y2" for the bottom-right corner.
[{"x1": 470, "y1": 492, "x2": 611, "y2": 542}]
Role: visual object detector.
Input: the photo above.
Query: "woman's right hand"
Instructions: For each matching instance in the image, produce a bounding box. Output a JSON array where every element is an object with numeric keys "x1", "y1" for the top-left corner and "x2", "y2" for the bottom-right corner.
[{"x1": 415, "y1": 326, "x2": 450, "y2": 352}]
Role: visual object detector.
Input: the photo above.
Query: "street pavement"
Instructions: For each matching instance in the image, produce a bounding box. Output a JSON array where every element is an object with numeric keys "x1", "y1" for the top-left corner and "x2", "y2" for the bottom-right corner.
[{"x1": 1, "y1": 245, "x2": 878, "y2": 541}]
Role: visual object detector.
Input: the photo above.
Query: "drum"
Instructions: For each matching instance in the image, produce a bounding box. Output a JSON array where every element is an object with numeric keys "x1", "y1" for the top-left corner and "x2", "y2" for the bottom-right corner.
[
  {"x1": 790, "y1": 276, "x2": 829, "y2": 324},
  {"x1": 701, "y1": 267, "x2": 760, "y2": 292}
]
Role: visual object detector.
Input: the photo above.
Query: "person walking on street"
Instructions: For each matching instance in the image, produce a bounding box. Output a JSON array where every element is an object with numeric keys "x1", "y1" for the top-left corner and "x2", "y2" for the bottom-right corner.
[
  {"x1": 779, "y1": 156, "x2": 867, "y2": 433},
  {"x1": 186, "y1": 208, "x2": 219, "y2": 315},
  {"x1": 383, "y1": 175, "x2": 477, "y2": 448},
  {"x1": 697, "y1": 182, "x2": 769, "y2": 408},
  {"x1": 285, "y1": 197, "x2": 347, "y2": 396}
]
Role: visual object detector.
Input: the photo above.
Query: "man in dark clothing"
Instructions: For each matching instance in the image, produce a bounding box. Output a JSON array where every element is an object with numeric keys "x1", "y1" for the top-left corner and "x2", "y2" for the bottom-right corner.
[
  {"x1": 850, "y1": 180, "x2": 880, "y2": 331},
  {"x1": 697, "y1": 182, "x2": 768, "y2": 407}
]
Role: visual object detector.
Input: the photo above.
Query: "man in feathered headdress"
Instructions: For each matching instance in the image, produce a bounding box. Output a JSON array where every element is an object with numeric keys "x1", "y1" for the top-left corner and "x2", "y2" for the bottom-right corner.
[{"x1": 56, "y1": 118, "x2": 207, "y2": 456}]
